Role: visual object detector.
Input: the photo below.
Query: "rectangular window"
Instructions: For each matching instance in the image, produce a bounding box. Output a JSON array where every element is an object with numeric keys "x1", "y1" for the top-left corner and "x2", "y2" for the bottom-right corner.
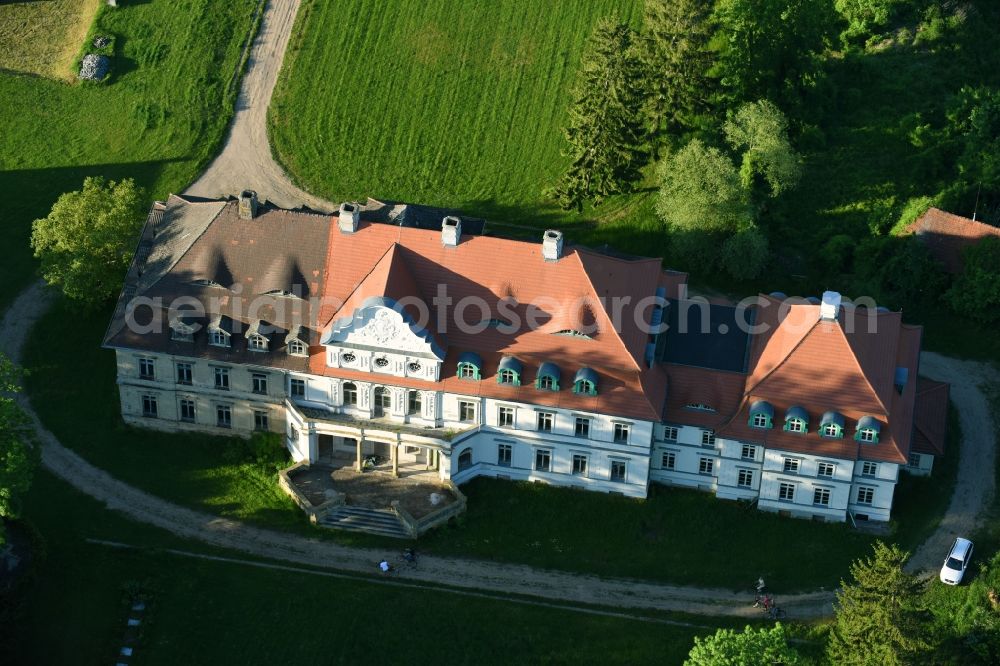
[
  {"x1": 907, "y1": 453, "x2": 921, "y2": 468},
  {"x1": 861, "y1": 461, "x2": 878, "y2": 477},
  {"x1": 856, "y1": 486, "x2": 875, "y2": 505},
  {"x1": 216, "y1": 405, "x2": 232, "y2": 429},
  {"x1": 698, "y1": 457, "x2": 714, "y2": 475},
  {"x1": 210, "y1": 329, "x2": 229, "y2": 347},
  {"x1": 783, "y1": 458, "x2": 800, "y2": 473},
  {"x1": 497, "y1": 444, "x2": 512, "y2": 467},
  {"x1": 252, "y1": 373, "x2": 268, "y2": 395},
  {"x1": 534, "y1": 449, "x2": 551, "y2": 472},
  {"x1": 787, "y1": 420, "x2": 805, "y2": 433},
  {"x1": 176, "y1": 362, "x2": 192, "y2": 385},
  {"x1": 408, "y1": 391, "x2": 422, "y2": 415},
  {"x1": 613, "y1": 423, "x2": 630, "y2": 443},
  {"x1": 662, "y1": 451, "x2": 676, "y2": 470},
  {"x1": 779, "y1": 482, "x2": 796, "y2": 502},
  {"x1": 498, "y1": 406, "x2": 515, "y2": 428},
  {"x1": 290, "y1": 378, "x2": 305, "y2": 398},
  {"x1": 752, "y1": 413, "x2": 769, "y2": 428},
  {"x1": 214, "y1": 367, "x2": 230, "y2": 390},
  {"x1": 740, "y1": 444, "x2": 756, "y2": 460},
  {"x1": 610, "y1": 460, "x2": 626, "y2": 482},
  {"x1": 663, "y1": 426, "x2": 678, "y2": 442},
  {"x1": 574, "y1": 417, "x2": 590, "y2": 438},
  {"x1": 459, "y1": 401, "x2": 477, "y2": 423},
  {"x1": 701, "y1": 430, "x2": 715, "y2": 447},
  {"x1": 572, "y1": 454, "x2": 588, "y2": 476},
  {"x1": 817, "y1": 462, "x2": 835, "y2": 478},
  {"x1": 813, "y1": 487, "x2": 831, "y2": 506},
  {"x1": 537, "y1": 411, "x2": 553, "y2": 432},
  {"x1": 253, "y1": 410, "x2": 269, "y2": 431},
  {"x1": 859, "y1": 429, "x2": 876, "y2": 443},
  {"x1": 141, "y1": 395, "x2": 157, "y2": 418},
  {"x1": 180, "y1": 399, "x2": 196, "y2": 422},
  {"x1": 139, "y1": 358, "x2": 155, "y2": 380},
  {"x1": 737, "y1": 469, "x2": 754, "y2": 488}
]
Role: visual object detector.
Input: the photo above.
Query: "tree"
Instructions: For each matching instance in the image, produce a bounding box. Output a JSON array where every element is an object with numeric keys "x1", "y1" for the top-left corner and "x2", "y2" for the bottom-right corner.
[
  {"x1": 852, "y1": 235, "x2": 948, "y2": 310},
  {"x1": 0, "y1": 355, "x2": 38, "y2": 547},
  {"x1": 30, "y1": 176, "x2": 146, "y2": 307},
  {"x1": 835, "y1": 0, "x2": 903, "y2": 45},
  {"x1": 948, "y1": 237, "x2": 1000, "y2": 324},
  {"x1": 685, "y1": 623, "x2": 800, "y2": 665},
  {"x1": 721, "y1": 226, "x2": 770, "y2": 280},
  {"x1": 937, "y1": 87, "x2": 1000, "y2": 215},
  {"x1": 827, "y1": 541, "x2": 930, "y2": 665},
  {"x1": 723, "y1": 100, "x2": 802, "y2": 200},
  {"x1": 640, "y1": 0, "x2": 713, "y2": 135},
  {"x1": 553, "y1": 17, "x2": 648, "y2": 211},
  {"x1": 710, "y1": 0, "x2": 837, "y2": 107},
  {"x1": 656, "y1": 138, "x2": 752, "y2": 233}
]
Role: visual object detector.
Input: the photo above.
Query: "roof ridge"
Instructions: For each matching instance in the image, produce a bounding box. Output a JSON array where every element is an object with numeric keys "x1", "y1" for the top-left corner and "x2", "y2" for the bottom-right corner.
[
  {"x1": 322, "y1": 242, "x2": 400, "y2": 328},
  {"x1": 571, "y1": 251, "x2": 643, "y2": 372},
  {"x1": 142, "y1": 198, "x2": 228, "y2": 294},
  {"x1": 836, "y1": 321, "x2": 892, "y2": 414},
  {"x1": 744, "y1": 318, "x2": 819, "y2": 395}
]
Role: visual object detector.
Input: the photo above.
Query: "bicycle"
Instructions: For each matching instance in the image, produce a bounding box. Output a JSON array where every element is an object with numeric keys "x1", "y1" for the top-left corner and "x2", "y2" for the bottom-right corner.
[{"x1": 402, "y1": 548, "x2": 418, "y2": 568}]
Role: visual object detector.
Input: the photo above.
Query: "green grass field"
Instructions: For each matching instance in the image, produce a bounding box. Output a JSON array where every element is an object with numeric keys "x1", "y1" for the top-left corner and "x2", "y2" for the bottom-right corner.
[
  {"x1": 0, "y1": 0, "x2": 100, "y2": 79},
  {"x1": 270, "y1": 0, "x2": 647, "y2": 229},
  {"x1": 21, "y1": 297, "x2": 961, "y2": 592},
  {"x1": 3, "y1": 471, "x2": 717, "y2": 665},
  {"x1": 0, "y1": 0, "x2": 259, "y2": 311}
]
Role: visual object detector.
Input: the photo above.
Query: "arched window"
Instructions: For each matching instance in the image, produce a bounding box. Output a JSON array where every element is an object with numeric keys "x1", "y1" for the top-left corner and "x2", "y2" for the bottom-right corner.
[
  {"x1": 343, "y1": 382, "x2": 358, "y2": 406},
  {"x1": 456, "y1": 352, "x2": 483, "y2": 380},
  {"x1": 748, "y1": 401, "x2": 773, "y2": 429},
  {"x1": 784, "y1": 406, "x2": 808, "y2": 434},
  {"x1": 535, "y1": 362, "x2": 561, "y2": 391},
  {"x1": 572, "y1": 368, "x2": 598, "y2": 395},
  {"x1": 373, "y1": 387, "x2": 391, "y2": 416},
  {"x1": 855, "y1": 416, "x2": 882, "y2": 444},
  {"x1": 820, "y1": 411, "x2": 844, "y2": 439},
  {"x1": 496, "y1": 356, "x2": 522, "y2": 386},
  {"x1": 247, "y1": 334, "x2": 268, "y2": 352},
  {"x1": 287, "y1": 339, "x2": 307, "y2": 356},
  {"x1": 407, "y1": 390, "x2": 422, "y2": 415},
  {"x1": 457, "y1": 448, "x2": 473, "y2": 472}
]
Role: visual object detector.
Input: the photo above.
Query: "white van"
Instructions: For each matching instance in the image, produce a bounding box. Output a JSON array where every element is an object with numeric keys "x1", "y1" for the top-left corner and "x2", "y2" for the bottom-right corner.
[{"x1": 940, "y1": 538, "x2": 974, "y2": 585}]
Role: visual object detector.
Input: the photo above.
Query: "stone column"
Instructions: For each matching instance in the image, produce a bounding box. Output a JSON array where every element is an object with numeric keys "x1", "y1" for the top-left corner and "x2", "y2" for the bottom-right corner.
[
  {"x1": 355, "y1": 437, "x2": 363, "y2": 472},
  {"x1": 392, "y1": 443, "x2": 399, "y2": 478}
]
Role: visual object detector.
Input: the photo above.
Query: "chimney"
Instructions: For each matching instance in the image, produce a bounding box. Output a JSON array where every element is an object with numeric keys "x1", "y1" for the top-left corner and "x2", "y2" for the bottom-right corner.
[
  {"x1": 238, "y1": 190, "x2": 258, "y2": 220},
  {"x1": 820, "y1": 291, "x2": 842, "y2": 320},
  {"x1": 338, "y1": 202, "x2": 360, "y2": 234},
  {"x1": 442, "y1": 216, "x2": 461, "y2": 247},
  {"x1": 542, "y1": 229, "x2": 563, "y2": 261}
]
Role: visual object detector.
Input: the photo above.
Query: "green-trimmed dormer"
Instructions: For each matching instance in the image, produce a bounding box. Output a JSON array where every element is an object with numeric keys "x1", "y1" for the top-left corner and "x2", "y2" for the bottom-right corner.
[
  {"x1": 572, "y1": 367, "x2": 598, "y2": 395},
  {"x1": 820, "y1": 411, "x2": 845, "y2": 438},
  {"x1": 535, "y1": 362, "x2": 561, "y2": 391},
  {"x1": 855, "y1": 415, "x2": 882, "y2": 443},
  {"x1": 784, "y1": 406, "x2": 808, "y2": 434},
  {"x1": 496, "y1": 356, "x2": 522, "y2": 386},
  {"x1": 748, "y1": 400, "x2": 773, "y2": 429},
  {"x1": 456, "y1": 351, "x2": 483, "y2": 380}
]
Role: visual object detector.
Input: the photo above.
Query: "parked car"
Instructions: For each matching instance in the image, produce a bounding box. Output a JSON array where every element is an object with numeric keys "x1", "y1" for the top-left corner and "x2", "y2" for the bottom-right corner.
[{"x1": 940, "y1": 537, "x2": 974, "y2": 585}]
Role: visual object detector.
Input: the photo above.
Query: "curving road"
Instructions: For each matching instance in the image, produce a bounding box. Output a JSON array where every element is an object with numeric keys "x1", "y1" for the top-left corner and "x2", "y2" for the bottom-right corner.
[
  {"x1": 184, "y1": 0, "x2": 335, "y2": 212},
  {"x1": 3, "y1": 0, "x2": 998, "y2": 620}
]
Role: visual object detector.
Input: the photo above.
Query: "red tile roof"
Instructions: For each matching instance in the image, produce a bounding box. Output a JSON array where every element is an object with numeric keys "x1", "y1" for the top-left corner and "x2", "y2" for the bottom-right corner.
[
  {"x1": 905, "y1": 207, "x2": 1000, "y2": 273},
  {"x1": 912, "y1": 378, "x2": 950, "y2": 456}
]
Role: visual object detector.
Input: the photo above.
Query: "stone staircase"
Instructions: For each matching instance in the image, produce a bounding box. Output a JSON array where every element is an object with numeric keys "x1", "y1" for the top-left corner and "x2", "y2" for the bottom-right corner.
[{"x1": 318, "y1": 505, "x2": 411, "y2": 539}]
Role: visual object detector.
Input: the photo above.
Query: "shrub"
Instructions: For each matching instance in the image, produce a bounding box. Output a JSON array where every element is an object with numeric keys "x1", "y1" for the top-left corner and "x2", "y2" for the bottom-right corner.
[{"x1": 721, "y1": 226, "x2": 770, "y2": 280}]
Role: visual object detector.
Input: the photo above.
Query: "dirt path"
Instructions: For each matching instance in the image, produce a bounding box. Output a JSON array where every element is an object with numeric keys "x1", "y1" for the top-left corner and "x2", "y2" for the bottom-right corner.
[
  {"x1": 906, "y1": 352, "x2": 998, "y2": 573},
  {"x1": 184, "y1": 0, "x2": 335, "y2": 212}
]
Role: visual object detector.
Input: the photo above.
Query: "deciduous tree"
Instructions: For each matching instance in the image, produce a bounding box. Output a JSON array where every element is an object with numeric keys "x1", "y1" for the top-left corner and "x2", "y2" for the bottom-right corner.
[
  {"x1": 948, "y1": 237, "x2": 1000, "y2": 324},
  {"x1": 721, "y1": 226, "x2": 770, "y2": 280},
  {"x1": 685, "y1": 623, "x2": 800, "y2": 665},
  {"x1": 640, "y1": 0, "x2": 713, "y2": 135},
  {"x1": 723, "y1": 100, "x2": 802, "y2": 200},
  {"x1": 655, "y1": 138, "x2": 752, "y2": 233},
  {"x1": 827, "y1": 541, "x2": 930, "y2": 665},
  {"x1": 30, "y1": 177, "x2": 146, "y2": 307},
  {"x1": 0, "y1": 355, "x2": 38, "y2": 547},
  {"x1": 553, "y1": 17, "x2": 648, "y2": 211}
]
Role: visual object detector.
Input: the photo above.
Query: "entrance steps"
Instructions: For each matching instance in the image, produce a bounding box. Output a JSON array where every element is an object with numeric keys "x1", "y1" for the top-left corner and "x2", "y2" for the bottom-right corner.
[{"x1": 319, "y1": 505, "x2": 410, "y2": 539}]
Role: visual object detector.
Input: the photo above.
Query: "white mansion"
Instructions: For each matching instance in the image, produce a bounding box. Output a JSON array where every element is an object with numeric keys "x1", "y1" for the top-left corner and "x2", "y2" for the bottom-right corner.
[{"x1": 105, "y1": 193, "x2": 949, "y2": 523}]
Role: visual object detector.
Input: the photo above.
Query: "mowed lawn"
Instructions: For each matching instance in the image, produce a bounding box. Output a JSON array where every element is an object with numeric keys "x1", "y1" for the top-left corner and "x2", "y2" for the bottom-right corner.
[
  {"x1": 0, "y1": 0, "x2": 259, "y2": 310},
  {"x1": 0, "y1": 0, "x2": 101, "y2": 79},
  {"x1": 270, "y1": 0, "x2": 645, "y2": 227},
  {"x1": 4, "y1": 472, "x2": 714, "y2": 665}
]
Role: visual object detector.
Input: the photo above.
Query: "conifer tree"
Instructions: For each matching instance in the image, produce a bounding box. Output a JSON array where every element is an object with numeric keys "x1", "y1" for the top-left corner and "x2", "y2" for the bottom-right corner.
[
  {"x1": 553, "y1": 17, "x2": 648, "y2": 211},
  {"x1": 640, "y1": 0, "x2": 713, "y2": 135},
  {"x1": 827, "y1": 541, "x2": 930, "y2": 665}
]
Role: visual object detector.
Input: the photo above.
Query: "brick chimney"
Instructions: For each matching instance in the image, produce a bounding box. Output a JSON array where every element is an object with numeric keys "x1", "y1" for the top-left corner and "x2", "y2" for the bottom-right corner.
[
  {"x1": 338, "y1": 202, "x2": 360, "y2": 234},
  {"x1": 238, "y1": 190, "x2": 258, "y2": 220}
]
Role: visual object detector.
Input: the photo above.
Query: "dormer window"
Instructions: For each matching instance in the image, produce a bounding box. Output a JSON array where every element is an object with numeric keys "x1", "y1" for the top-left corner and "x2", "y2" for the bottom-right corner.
[
  {"x1": 457, "y1": 352, "x2": 483, "y2": 381},
  {"x1": 685, "y1": 403, "x2": 716, "y2": 412},
  {"x1": 748, "y1": 401, "x2": 773, "y2": 429},
  {"x1": 572, "y1": 367, "x2": 598, "y2": 396},
  {"x1": 210, "y1": 328, "x2": 229, "y2": 347},
  {"x1": 208, "y1": 314, "x2": 231, "y2": 348},
  {"x1": 554, "y1": 329, "x2": 593, "y2": 340},
  {"x1": 535, "y1": 362, "x2": 561, "y2": 391},
  {"x1": 287, "y1": 339, "x2": 307, "y2": 356},
  {"x1": 855, "y1": 416, "x2": 882, "y2": 443},
  {"x1": 784, "y1": 406, "x2": 808, "y2": 434},
  {"x1": 169, "y1": 315, "x2": 196, "y2": 343},
  {"x1": 285, "y1": 327, "x2": 308, "y2": 356},
  {"x1": 247, "y1": 334, "x2": 268, "y2": 352},
  {"x1": 820, "y1": 411, "x2": 844, "y2": 439},
  {"x1": 496, "y1": 356, "x2": 522, "y2": 386}
]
